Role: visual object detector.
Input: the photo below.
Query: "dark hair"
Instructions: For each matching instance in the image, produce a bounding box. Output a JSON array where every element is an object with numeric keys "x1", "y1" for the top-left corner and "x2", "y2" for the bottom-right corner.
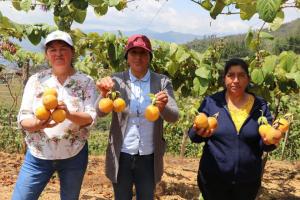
[{"x1": 224, "y1": 58, "x2": 249, "y2": 77}]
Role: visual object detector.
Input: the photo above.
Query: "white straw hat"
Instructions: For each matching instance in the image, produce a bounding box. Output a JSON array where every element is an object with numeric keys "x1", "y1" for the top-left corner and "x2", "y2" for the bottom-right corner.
[{"x1": 44, "y1": 30, "x2": 73, "y2": 47}]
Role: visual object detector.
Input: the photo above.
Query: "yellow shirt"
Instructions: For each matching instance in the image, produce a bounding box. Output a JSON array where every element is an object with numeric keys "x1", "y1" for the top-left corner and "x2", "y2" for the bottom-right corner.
[{"x1": 228, "y1": 95, "x2": 254, "y2": 133}]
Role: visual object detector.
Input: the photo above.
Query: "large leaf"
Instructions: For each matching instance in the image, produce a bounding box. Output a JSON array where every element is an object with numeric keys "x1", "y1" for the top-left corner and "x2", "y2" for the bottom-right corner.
[
  {"x1": 285, "y1": 72, "x2": 300, "y2": 87},
  {"x1": 269, "y1": 10, "x2": 284, "y2": 31},
  {"x1": 27, "y1": 31, "x2": 42, "y2": 45},
  {"x1": 195, "y1": 65, "x2": 210, "y2": 79},
  {"x1": 12, "y1": 1, "x2": 22, "y2": 11},
  {"x1": 94, "y1": 3, "x2": 108, "y2": 16},
  {"x1": 259, "y1": 32, "x2": 274, "y2": 40},
  {"x1": 210, "y1": 0, "x2": 226, "y2": 19},
  {"x1": 20, "y1": 0, "x2": 31, "y2": 12},
  {"x1": 251, "y1": 68, "x2": 264, "y2": 85},
  {"x1": 169, "y1": 43, "x2": 178, "y2": 57},
  {"x1": 72, "y1": 0, "x2": 89, "y2": 10},
  {"x1": 166, "y1": 60, "x2": 178, "y2": 77},
  {"x1": 74, "y1": 9, "x2": 87, "y2": 24},
  {"x1": 256, "y1": 0, "x2": 282, "y2": 23},
  {"x1": 88, "y1": 0, "x2": 104, "y2": 6},
  {"x1": 193, "y1": 77, "x2": 209, "y2": 95},
  {"x1": 245, "y1": 30, "x2": 254, "y2": 47},
  {"x1": 278, "y1": 51, "x2": 297, "y2": 72},
  {"x1": 238, "y1": 2, "x2": 256, "y2": 20},
  {"x1": 109, "y1": 0, "x2": 120, "y2": 6},
  {"x1": 262, "y1": 55, "x2": 277, "y2": 74},
  {"x1": 175, "y1": 48, "x2": 190, "y2": 63}
]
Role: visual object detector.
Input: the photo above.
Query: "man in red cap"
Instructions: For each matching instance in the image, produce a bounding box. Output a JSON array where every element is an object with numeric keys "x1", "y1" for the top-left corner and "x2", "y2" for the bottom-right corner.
[{"x1": 95, "y1": 34, "x2": 179, "y2": 199}]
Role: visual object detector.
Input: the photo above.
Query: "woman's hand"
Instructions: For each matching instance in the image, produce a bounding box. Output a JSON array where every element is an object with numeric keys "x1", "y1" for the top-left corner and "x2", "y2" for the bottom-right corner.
[
  {"x1": 21, "y1": 118, "x2": 57, "y2": 132},
  {"x1": 193, "y1": 124, "x2": 215, "y2": 138},
  {"x1": 261, "y1": 136, "x2": 281, "y2": 146},
  {"x1": 96, "y1": 76, "x2": 115, "y2": 97},
  {"x1": 56, "y1": 101, "x2": 70, "y2": 118},
  {"x1": 155, "y1": 90, "x2": 168, "y2": 112}
]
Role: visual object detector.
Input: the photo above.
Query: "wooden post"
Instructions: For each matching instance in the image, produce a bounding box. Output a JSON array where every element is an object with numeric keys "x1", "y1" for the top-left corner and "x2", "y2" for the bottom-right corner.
[{"x1": 180, "y1": 131, "x2": 189, "y2": 158}]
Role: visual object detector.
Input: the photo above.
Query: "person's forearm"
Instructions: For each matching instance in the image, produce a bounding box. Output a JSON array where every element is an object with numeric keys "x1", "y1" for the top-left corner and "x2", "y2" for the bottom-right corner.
[
  {"x1": 20, "y1": 118, "x2": 42, "y2": 133},
  {"x1": 67, "y1": 112, "x2": 93, "y2": 127}
]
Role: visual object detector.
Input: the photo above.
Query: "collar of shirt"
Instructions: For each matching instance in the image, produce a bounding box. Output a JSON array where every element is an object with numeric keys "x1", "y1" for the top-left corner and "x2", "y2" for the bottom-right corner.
[{"x1": 129, "y1": 69, "x2": 151, "y2": 83}]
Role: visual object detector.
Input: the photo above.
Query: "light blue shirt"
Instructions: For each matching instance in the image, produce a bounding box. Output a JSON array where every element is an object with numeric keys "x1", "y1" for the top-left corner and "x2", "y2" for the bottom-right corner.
[{"x1": 121, "y1": 69, "x2": 155, "y2": 155}]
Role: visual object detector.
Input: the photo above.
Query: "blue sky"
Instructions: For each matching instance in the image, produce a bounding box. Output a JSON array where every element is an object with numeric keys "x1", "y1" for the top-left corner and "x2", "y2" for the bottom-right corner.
[{"x1": 0, "y1": 0, "x2": 299, "y2": 36}]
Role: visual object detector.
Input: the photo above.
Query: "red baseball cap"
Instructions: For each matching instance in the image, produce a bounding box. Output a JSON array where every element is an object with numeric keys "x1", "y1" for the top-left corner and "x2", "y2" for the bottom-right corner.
[{"x1": 125, "y1": 34, "x2": 152, "y2": 59}]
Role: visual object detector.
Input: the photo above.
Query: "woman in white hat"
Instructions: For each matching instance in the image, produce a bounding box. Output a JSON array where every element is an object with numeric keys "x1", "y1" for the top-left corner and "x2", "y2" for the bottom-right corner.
[{"x1": 12, "y1": 30, "x2": 97, "y2": 200}]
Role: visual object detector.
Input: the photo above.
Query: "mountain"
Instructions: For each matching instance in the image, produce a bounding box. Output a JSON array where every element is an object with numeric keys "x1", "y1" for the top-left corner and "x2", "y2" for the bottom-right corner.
[
  {"x1": 185, "y1": 18, "x2": 300, "y2": 54},
  {"x1": 15, "y1": 28, "x2": 203, "y2": 52}
]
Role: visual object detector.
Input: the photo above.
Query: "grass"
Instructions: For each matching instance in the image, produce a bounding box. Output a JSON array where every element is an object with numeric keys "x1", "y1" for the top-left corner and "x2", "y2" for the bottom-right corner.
[{"x1": 0, "y1": 77, "x2": 23, "y2": 108}]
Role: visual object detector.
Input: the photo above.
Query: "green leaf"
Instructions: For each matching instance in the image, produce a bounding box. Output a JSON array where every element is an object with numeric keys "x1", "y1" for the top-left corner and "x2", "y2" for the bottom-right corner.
[
  {"x1": 269, "y1": 10, "x2": 284, "y2": 31},
  {"x1": 262, "y1": 55, "x2": 277, "y2": 74},
  {"x1": 238, "y1": 2, "x2": 256, "y2": 20},
  {"x1": 210, "y1": 0, "x2": 226, "y2": 19},
  {"x1": 175, "y1": 48, "x2": 190, "y2": 63},
  {"x1": 109, "y1": 0, "x2": 120, "y2": 6},
  {"x1": 72, "y1": 0, "x2": 89, "y2": 10},
  {"x1": 74, "y1": 9, "x2": 87, "y2": 24},
  {"x1": 166, "y1": 60, "x2": 178, "y2": 77},
  {"x1": 200, "y1": 0, "x2": 213, "y2": 10},
  {"x1": 12, "y1": 1, "x2": 22, "y2": 11},
  {"x1": 256, "y1": 0, "x2": 282, "y2": 23},
  {"x1": 245, "y1": 30, "x2": 253, "y2": 47},
  {"x1": 169, "y1": 43, "x2": 178, "y2": 57},
  {"x1": 88, "y1": 0, "x2": 104, "y2": 6},
  {"x1": 27, "y1": 31, "x2": 42, "y2": 45},
  {"x1": 278, "y1": 51, "x2": 297, "y2": 72},
  {"x1": 20, "y1": 0, "x2": 32, "y2": 12},
  {"x1": 251, "y1": 68, "x2": 264, "y2": 85},
  {"x1": 193, "y1": 77, "x2": 209, "y2": 95},
  {"x1": 115, "y1": 0, "x2": 127, "y2": 11},
  {"x1": 94, "y1": 3, "x2": 108, "y2": 16},
  {"x1": 285, "y1": 72, "x2": 300, "y2": 87},
  {"x1": 259, "y1": 32, "x2": 274, "y2": 40},
  {"x1": 195, "y1": 65, "x2": 210, "y2": 79}
]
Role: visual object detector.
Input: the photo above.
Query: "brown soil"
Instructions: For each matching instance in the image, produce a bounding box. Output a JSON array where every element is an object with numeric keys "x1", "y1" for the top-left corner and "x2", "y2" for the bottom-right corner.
[{"x1": 0, "y1": 152, "x2": 299, "y2": 200}]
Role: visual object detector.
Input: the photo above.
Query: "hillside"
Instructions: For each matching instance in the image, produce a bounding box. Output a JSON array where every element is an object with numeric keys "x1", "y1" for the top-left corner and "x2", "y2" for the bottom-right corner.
[{"x1": 186, "y1": 18, "x2": 300, "y2": 56}]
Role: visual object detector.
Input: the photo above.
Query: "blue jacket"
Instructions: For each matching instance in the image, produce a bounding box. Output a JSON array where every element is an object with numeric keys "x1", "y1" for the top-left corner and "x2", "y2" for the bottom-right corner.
[{"x1": 189, "y1": 90, "x2": 276, "y2": 184}]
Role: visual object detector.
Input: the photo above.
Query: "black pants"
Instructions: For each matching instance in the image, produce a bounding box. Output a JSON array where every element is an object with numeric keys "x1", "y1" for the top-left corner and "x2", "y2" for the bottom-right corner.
[
  {"x1": 113, "y1": 152, "x2": 155, "y2": 200},
  {"x1": 198, "y1": 173, "x2": 261, "y2": 200}
]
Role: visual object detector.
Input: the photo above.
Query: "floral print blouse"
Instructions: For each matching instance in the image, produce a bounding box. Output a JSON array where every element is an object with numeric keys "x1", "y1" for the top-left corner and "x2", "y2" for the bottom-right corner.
[{"x1": 18, "y1": 69, "x2": 97, "y2": 160}]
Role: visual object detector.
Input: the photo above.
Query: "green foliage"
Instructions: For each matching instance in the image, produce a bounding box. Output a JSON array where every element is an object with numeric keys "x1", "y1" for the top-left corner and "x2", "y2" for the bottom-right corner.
[
  {"x1": 6, "y1": 0, "x2": 128, "y2": 31},
  {"x1": 164, "y1": 96, "x2": 204, "y2": 157},
  {"x1": 256, "y1": 0, "x2": 282, "y2": 23},
  {"x1": 0, "y1": 106, "x2": 24, "y2": 153},
  {"x1": 88, "y1": 130, "x2": 108, "y2": 155}
]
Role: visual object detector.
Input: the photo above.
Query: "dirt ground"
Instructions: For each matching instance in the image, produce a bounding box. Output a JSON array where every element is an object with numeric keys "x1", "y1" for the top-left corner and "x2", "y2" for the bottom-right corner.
[{"x1": 0, "y1": 152, "x2": 299, "y2": 200}]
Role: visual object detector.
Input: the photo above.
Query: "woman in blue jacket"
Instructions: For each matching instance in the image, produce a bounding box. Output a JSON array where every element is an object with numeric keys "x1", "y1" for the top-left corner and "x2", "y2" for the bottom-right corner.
[{"x1": 189, "y1": 58, "x2": 280, "y2": 200}]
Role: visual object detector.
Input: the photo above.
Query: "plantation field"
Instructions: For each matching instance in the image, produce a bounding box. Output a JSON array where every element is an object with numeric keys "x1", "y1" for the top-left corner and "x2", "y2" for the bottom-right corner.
[{"x1": 0, "y1": 152, "x2": 299, "y2": 200}]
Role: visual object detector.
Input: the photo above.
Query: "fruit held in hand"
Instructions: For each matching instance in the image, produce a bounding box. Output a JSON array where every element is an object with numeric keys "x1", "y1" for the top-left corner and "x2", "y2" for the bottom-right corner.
[
  {"x1": 99, "y1": 98, "x2": 114, "y2": 113},
  {"x1": 35, "y1": 106, "x2": 51, "y2": 121},
  {"x1": 265, "y1": 127, "x2": 282, "y2": 144},
  {"x1": 43, "y1": 95, "x2": 58, "y2": 110},
  {"x1": 113, "y1": 98, "x2": 126, "y2": 113},
  {"x1": 145, "y1": 104, "x2": 160, "y2": 122},
  {"x1": 207, "y1": 116, "x2": 218, "y2": 130},
  {"x1": 52, "y1": 109, "x2": 66, "y2": 123},
  {"x1": 194, "y1": 113, "x2": 208, "y2": 129},
  {"x1": 259, "y1": 124, "x2": 272, "y2": 138},
  {"x1": 43, "y1": 88, "x2": 58, "y2": 98},
  {"x1": 273, "y1": 118, "x2": 289, "y2": 133}
]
